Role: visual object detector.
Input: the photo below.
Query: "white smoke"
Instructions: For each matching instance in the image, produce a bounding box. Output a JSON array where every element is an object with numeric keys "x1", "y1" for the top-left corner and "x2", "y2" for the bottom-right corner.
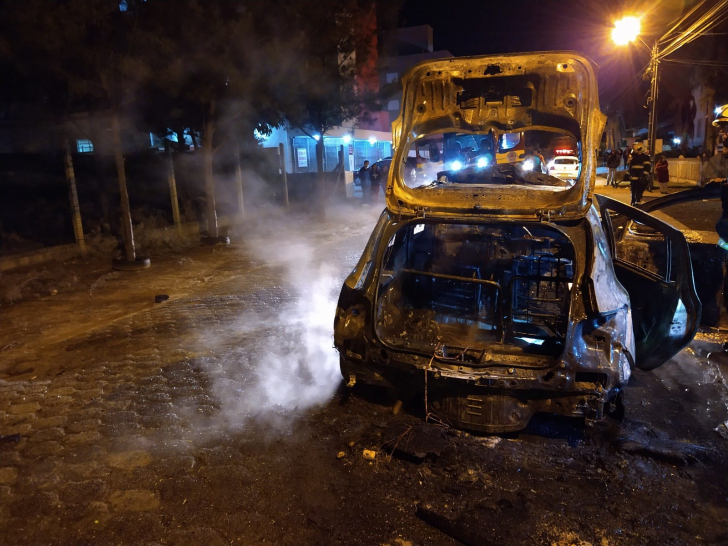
[{"x1": 184, "y1": 196, "x2": 380, "y2": 436}]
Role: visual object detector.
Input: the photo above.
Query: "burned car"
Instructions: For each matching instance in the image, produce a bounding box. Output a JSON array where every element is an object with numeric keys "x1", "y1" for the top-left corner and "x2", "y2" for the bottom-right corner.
[{"x1": 334, "y1": 53, "x2": 701, "y2": 433}]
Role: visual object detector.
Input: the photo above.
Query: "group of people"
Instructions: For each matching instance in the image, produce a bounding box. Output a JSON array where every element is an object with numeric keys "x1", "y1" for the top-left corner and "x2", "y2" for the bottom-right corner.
[
  {"x1": 605, "y1": 145, "x2": 671, "y2": 206},
  {"x1": 357, "y1": 160, "x2": 383, "y2": 205}
]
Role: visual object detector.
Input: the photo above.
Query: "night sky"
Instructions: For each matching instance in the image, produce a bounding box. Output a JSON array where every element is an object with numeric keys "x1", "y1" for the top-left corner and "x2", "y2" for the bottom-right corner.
[{"x1": 399, "y1": 0, "x2": 726, "y2": 124}]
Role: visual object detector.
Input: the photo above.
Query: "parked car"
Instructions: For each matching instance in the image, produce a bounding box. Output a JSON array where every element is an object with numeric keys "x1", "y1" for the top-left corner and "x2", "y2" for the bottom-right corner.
[
  {"x1": 334, "y1": 52, "x2": 700, "y2": 433},
  {"x1": 547, "y1": 155, "x2": 580, "y2": 182}
]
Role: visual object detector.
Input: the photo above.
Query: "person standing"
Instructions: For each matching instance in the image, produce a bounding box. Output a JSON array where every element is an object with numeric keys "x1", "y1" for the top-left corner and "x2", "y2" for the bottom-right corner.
[
  {"x1": 655, "y1": 155, "x2": 670, "y2": 194},
  {"x1": 369, "y1": 161, "x2": 382, "y2": 205},
  {"x1": 606, "y1": 150, "x2": 620, "y2": 186},
  {"x1": 358, "y1": 160, "x2": 371, "y2": 203},
  {"x1": 622, "y1": 147, "x2": 631, "y2": 170},
  {"x1": 628, "y1": 143, "x2": 651, "y2": 206}
]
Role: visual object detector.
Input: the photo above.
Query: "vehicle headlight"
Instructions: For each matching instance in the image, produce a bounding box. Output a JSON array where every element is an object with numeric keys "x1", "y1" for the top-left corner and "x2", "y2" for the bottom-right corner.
[
  {"x1": 477, "y1": 157, "x2": 488, "y2": 168},
  {"x1": 522, "y1": 159, "x2": 534, "y2": 171},
  {"x1": 451, "y1": 160, "x2": 463, "y2": 171}
]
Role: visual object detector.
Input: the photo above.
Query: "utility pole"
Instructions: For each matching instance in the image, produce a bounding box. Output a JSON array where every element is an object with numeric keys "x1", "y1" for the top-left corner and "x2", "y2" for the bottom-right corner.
[{"x1": 647, "y1": 41, "x2": 660, "y2": 185}]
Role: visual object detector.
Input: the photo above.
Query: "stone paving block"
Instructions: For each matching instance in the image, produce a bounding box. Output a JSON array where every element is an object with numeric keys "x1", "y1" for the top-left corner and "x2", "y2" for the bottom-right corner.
[
  {"x1": 0, "y1": 468, "x2": 18, "y2": 485},
  {"x1": 0, "y1": 451, "x2": 21, "y2": 466},
  {"x1": 46, "y1": 387, "x2": 77, "y2": 397},
  {"x1": 75, "y1": 388, "x2": 104, "y2": 400},
  {"x1": 102, "y1": 410, "x2": 139, "y2": 424},
  {"x1": 43, "y1": 395, "x2": 75, "y2": 407},
  {"x1": 141, "y1": 392, "x2": 173, "y2": 403},
  {"x1": 2, "y1": 422, "x2": 32, "y2": 435},
  {"x1": 29, "y1": 427, "x2": 65, "y2": 443},
  {"x1": 9, "y1": 491, "x2": 60, "y2": 518},
  {"x1": 8, "y1": 402, "x2": 40, "y2": 415},
  {"x1": 33, "y1": 415, "x2": 67, "y2": 430},
  {"x1": 108, "y1": 489, "x2": 160, "y2": 511},
  {"x1": 108, "y1": 450, "x2": 153, "y2": 470},
  {"x1": 65, "y1": 418, "x2": 102, "y2": 434},
  {"x1": 101, "y1": 422, "x2": 141, "y2": 437},
  {"x1": 59, "y1": 461, "x2": 111, "y2": 481},
  {"x1": 65, "y1": 430, "x2": 102, "y2": 445},
  {"x1": 73, "y1": 407, "x2": 104, "y2": 420},
  {"x1": 151, "y1": 456, "x2": 197, "y2": 478},
  {"x1": 25, "y1": 440, "x2": 63, "y2": 459},
  {"x1": 59, "y1": 479, "x2": 107, "y2": 503}
]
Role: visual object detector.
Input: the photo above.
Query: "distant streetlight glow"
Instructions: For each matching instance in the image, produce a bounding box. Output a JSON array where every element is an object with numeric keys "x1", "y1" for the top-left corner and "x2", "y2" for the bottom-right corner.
[
  {"x1": 673, "y1": 137, "x2": 681, "y2": 145},
  {"x1": 368, "y1": 136, "x2": 377, "y2": 145},
  {"x1": 342, "y1": 134, "x2": 352, "y2": 144},
  {"x1": 612, "y1": 16, "x2": 641, "y2": 46},
  {"x1": 313, "y1": 134, "x2": 320, "y2": 141}
]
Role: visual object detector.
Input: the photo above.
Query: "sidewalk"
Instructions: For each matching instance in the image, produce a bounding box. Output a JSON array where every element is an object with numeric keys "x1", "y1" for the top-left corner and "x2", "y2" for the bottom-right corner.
[{"x1": 593, "y1": 168, "x2": 698, "y2": 205}]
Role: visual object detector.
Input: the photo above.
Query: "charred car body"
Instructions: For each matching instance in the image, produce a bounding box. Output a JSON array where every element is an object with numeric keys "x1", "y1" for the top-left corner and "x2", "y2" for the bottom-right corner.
[{"x1": 334, "y1": 53, "x2": 701, "y2": 433}]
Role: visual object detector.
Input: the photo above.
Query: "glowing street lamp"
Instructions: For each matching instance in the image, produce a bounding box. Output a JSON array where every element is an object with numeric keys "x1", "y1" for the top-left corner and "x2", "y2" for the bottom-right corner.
[
  {"x1": 612, "y1": 16, "x2": 659, "y2": 175},
  {"x1": 612, "y1": 16, "x2": 641, "y2": 45}
]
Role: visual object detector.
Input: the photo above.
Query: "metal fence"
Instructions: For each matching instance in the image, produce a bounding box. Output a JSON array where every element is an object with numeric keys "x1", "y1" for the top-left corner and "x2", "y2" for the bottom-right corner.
[{"x1": 666, "y1": 158, "x2": 701, "y2": 184}]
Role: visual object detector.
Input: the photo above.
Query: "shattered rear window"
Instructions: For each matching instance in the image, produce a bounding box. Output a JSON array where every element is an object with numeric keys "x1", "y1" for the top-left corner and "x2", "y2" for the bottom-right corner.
[{"x1": 398, "y1": 74, "x2": 582, "y2": 192}]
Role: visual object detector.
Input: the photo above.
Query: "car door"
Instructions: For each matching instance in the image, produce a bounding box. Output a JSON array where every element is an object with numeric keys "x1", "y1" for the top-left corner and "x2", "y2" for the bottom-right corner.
[{"x1": 596, "y1": 194, "x2": 701, "y2": 370}]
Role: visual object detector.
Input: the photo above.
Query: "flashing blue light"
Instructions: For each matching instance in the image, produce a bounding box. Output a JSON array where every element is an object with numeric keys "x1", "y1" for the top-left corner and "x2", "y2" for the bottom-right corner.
[
  {"x1": 477, "y1": 157, "x2": 488, "y2": 168},
  {"x1": 451, "y1": 160, "x2": 463, "y2": 171}
]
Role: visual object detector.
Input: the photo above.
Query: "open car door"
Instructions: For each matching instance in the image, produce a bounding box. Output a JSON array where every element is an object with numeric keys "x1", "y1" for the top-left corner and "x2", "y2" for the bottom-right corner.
[{"x1": 596, "y1": 194, "x2": 701, "y2": 370}]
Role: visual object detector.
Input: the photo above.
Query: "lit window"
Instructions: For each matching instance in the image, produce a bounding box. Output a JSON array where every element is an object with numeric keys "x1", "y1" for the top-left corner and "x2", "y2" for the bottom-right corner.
[
  {"x1": 387, "y1": 99, "x2": 400, "y2": 110},
  {"x1": 386, "y1": 73, "x2": 398, "y2": 84},
  {"x1": 76, "y1": 139, "x2": 94, "y2": 153}
]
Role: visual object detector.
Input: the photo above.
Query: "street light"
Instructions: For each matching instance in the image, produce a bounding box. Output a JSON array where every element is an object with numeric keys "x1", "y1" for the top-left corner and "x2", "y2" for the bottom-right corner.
[
  {"x1": 613, "y1": 2, "x2": 728, "y2": 176},
  {"x1": 612, "y1": 16, "x2": 660, "y2": 176},
  {"x1": 611, "y1": 16, "x2": 641, "y2": 46}
]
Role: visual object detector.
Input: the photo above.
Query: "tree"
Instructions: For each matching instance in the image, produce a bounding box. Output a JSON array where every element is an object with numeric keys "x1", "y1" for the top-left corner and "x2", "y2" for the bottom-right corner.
[
  {"x1": 0, "y1": 0, "x2": 156, "y2": 267},
  {"x1": 138, "y1": 0, "x2": 285, "y2": 240},
  {"x1": 271, "y1": 0, "x2": 387, "y2": 211}
]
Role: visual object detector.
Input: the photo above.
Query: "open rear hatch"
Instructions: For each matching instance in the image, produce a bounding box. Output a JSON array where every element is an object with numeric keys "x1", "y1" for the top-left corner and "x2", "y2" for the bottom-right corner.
[{"x1": 387, "y1": 52, "x2": 606, "y2": 221}]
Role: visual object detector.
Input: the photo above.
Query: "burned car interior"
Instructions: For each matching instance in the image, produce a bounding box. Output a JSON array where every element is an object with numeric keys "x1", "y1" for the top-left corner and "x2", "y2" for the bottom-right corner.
[
  {"x1": 376, "y1": 221, "x2": 575, "y2": 359},
  {"x1": 335, "y1": 52, "x2": 701, "y2": 433}
]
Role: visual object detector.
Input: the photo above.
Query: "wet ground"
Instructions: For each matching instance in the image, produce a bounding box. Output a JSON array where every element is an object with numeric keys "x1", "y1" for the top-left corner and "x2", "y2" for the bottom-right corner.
[{"x1": 0, "y1": 199, "x2": 727, "y2": 545}]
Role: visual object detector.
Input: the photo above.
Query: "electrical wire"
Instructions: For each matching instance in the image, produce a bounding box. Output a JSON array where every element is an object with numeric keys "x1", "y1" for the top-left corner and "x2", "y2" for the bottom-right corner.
[{"x1": 659, "y1": 1, "x2": 728, "y2": 59}]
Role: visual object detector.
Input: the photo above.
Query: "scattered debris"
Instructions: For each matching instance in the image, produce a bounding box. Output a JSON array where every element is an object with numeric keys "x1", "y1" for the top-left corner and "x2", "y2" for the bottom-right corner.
[
  {"x1": 155, "y1": 294, "x2": 170, "y2": 304},
  {"x1": 336, "y1": 451, "x2": 347, "y2": 460},
  {"x1": 392, "y1": 400, "x2": 403, "y2": 415},
  {"x1": 362, "y1": 449, "x2": 377, "y2": 460},
  {"x1": 382, "y1": 421, "x2": 450, "y2": 464},
  {"x1": 614, "y1": 436, "x2": 713, "y2": 465},
  {"x1": 716, "y1": 421, "x2": 728, "y2": 440}
]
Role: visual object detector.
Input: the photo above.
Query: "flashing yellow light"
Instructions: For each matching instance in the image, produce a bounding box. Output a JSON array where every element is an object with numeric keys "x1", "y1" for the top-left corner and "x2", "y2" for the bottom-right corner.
[{"x1": 612, "y1": 16, "x2": 641, "y2": 46}]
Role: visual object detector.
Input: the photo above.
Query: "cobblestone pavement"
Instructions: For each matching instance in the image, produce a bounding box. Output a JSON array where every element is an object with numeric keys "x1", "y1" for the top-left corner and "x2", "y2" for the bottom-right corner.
[
  {"x1": 1, "y1": 203, "x2": 727, "y2": 545},
  {"x1": 1, "y1": 206, "x2": 443, "y2": 545}
]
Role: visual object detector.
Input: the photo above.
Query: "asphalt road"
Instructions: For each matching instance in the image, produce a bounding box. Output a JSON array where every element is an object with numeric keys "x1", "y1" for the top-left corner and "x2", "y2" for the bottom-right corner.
[{"x1": 0, "y1": 201, "x2": 727, "y2": 545}]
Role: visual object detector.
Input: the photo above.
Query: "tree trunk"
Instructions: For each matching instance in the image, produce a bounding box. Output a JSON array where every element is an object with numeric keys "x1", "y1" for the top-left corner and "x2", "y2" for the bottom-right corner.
[
  {"x1": 111, "y1": 111, "x2": 136, "y2": 261},
  {"x1": 315, "y1": 137, "x2": 326, "y2": 217},
  {"x1": 166, "y1": 149, "x2": 182, "y2": 236},
  {"x1": 279, "y1": 142, "x2": 289, "y2": 208},
  {"x1": 235, "y1": 142, "x2": 245, "y2": 219},
  {"x1": 175, "y1": 126, "x2": 187, "y2": 153},
  {"x1": 203, "y1": 102, "x2": 219, "y2": 238},
  {"x1": 63, "y1": 136, "x2": 86, "y2": 253}
]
